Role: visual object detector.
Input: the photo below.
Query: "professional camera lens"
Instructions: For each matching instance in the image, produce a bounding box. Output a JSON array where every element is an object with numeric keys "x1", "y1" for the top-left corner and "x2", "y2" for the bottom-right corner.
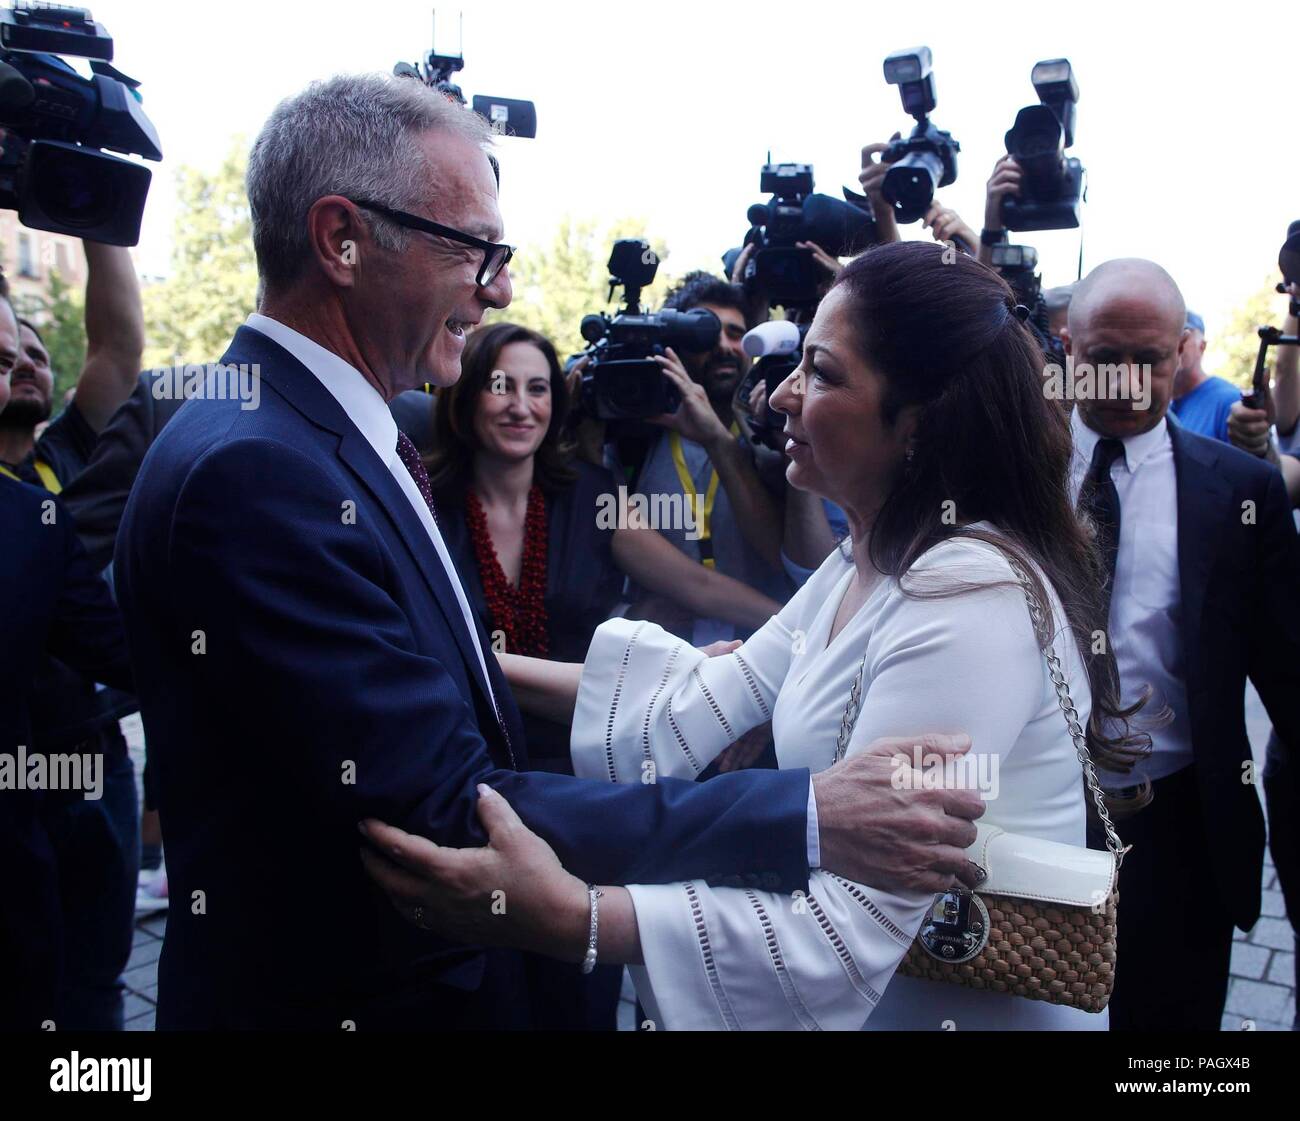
[
  {"x1": 1006, "y1": 104, "x2": 1066, "y2": 191},
  {"x1": 883, "y1": 150, "x2": 943, "y2": 224},
  {"x1": 659, "y1": 308, "x2": 721, "y2": 352},
  {"x1": 29, "y1": 146, "x2": 118, "y2": 230}
]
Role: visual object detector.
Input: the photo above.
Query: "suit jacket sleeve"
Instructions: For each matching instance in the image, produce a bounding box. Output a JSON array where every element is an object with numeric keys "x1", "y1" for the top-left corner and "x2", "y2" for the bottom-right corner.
[
  {"x1": 1247, "y1": 465, "x2": 1300, "y2": 757},
  {"x1": 164, "y1": 438, "x2": 811, "y2": 891}
]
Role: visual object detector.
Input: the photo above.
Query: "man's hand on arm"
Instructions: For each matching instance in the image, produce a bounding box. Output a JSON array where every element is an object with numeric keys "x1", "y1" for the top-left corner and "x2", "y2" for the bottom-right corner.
[
  {"x1": 811, "y1": 732, "x2": 985, "y2": 892},
  {"x1": 358, "y1": 730, "x2": 987, "y2": 961}
]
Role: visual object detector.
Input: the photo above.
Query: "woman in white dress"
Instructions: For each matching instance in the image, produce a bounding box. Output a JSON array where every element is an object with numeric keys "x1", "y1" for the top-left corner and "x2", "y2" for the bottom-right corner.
[{"x1": 361, "y1": 241, "x2": 1151, "y2": 1030}]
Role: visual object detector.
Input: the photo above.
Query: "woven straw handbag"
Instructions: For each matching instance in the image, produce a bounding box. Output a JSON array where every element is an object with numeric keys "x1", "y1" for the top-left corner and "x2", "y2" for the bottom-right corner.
[{"x1": 832, "y1": 554, "x2": 1126, "y2": 1013}]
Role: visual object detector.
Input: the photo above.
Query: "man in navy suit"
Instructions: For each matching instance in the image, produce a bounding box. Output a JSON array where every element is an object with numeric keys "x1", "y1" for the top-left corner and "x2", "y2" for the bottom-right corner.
[
  {"x1": 1062, "y1": 259, "x2": 1300, "y2": 1031},
  {"x1": 114, "y1": 74, "x2": 984, "y2": 1030}
]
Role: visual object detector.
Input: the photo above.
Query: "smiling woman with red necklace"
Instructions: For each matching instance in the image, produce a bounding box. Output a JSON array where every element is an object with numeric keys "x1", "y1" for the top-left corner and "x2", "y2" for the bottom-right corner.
[{"x1": 424, "y1": 322, "x2": 781, "y2": 768}]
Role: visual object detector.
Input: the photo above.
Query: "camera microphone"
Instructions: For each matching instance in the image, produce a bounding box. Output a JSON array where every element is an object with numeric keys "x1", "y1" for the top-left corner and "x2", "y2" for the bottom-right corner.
[{"x1": 743, "y1": 320, "x2": 802, "y2": 359}]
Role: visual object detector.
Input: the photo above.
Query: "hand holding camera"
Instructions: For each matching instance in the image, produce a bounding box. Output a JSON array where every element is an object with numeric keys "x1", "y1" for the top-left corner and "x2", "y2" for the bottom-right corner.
[
  {"x1": 858, "y1": 139, "x2": 901, "y2": 243},
  {"x1": 648, "y1": 347, "x2": 734, "y2": 451},
  {"x1": 983, "y1": 154, "x2": 1023, "y2": 236},
  {"x1": 923, "y1": 203, "x2": 977, "y2": 256},
  {"x1": 1228, "y1": 397, "x2": 1276, "y2": 461}
]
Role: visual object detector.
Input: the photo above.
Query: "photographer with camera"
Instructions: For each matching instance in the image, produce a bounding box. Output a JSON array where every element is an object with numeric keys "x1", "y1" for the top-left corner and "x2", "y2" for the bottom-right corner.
[
  {"x1": 0, "y1": 240, "x2": 144, "y2": 483},
  {"x1": 1224, "y1": 260, "x2": 1300, "y2": 1029},
  {"x1": 0, "y1": 277, "x2": 135, "y2": 1031},
  {"x1": 615, "y1": 271, "x2": 792, "y2": 645},
  {"x1": 0, "y1": 237, "x2": 145, "y2": 1031},
  {"x1": 0, "y1": 3, "x2": 157, "y2": 1031},
  {"x1": 1226, "y1": 284, "x2": 1300, "y2": 504}
]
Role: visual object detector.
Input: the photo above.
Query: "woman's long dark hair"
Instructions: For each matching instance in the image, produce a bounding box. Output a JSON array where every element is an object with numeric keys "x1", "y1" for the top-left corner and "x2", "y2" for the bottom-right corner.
[
  {"x1": 424, "y1": 322, "x2": 577, "y2": 502},
  {"x1": 832, "y1": 241, "x2": 1156, "y2": 796}
]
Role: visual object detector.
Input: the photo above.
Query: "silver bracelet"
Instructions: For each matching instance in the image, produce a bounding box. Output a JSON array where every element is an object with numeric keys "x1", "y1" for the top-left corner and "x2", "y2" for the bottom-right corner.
[{"x1": 581, "y1": 885, "x2": 604, "y2": 975}]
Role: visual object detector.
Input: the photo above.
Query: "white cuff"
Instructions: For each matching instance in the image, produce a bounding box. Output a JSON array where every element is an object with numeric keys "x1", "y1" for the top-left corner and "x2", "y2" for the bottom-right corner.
[{"x1": 806, "y1": 780, "x2": 821, "y2": 869}]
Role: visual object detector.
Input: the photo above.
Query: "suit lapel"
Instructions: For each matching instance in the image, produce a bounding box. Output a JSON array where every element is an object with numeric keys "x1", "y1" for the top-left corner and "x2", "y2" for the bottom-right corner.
[
  {"x1": 222, "y1": 328, "x2": 503, "y2": 736},
  {"x1": 1170, "y1": 422, "x2": 1230, "y2": 703},
  {"x1": 333, "y1": 429, "x2": 501, "y2": 711}
]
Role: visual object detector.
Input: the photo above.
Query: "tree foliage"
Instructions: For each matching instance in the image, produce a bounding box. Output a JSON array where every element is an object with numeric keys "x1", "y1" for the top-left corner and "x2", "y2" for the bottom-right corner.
[
  {"x1": 489, "y1": 215, "x2": 674, "y2": 358},
  {"x1": 1205, "y1": 275, "x2": 1295, "y2": 388},
  {"x1": 143, "y1": 138, "x2": 257, "y2": 369},
  {"x1": 137, "y1": 145, "x2": 683, "y2": 371}
]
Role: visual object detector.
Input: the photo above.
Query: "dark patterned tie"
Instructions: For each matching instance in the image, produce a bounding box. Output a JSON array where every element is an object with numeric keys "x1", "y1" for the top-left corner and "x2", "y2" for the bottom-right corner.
[
  {"x1": 395, "y1": 429, "x2": 517, "y2": 768},
  {"x1": 1076, "y1": 437, "x2": 1125, "y2": 618},
  {"x1": 395, "y1": 431, "x2": 438, "y2": 527}
]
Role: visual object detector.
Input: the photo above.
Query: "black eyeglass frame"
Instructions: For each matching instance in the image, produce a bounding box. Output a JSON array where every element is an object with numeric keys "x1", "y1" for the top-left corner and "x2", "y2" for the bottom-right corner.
[{"x1": 348, "y1": 198, "x2": 514, "y2": 287}]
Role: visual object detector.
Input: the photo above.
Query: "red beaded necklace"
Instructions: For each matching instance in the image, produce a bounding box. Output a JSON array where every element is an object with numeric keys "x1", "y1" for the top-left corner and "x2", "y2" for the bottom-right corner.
[{"x1": 465, "y1": 485, "x2": 550, "y2": 657}]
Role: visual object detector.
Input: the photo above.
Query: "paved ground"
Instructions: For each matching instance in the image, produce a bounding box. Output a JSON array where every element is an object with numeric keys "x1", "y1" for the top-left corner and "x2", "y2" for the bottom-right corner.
[{"x1": 119, "y1": 689, "x2": 1297, "y2": 1031}]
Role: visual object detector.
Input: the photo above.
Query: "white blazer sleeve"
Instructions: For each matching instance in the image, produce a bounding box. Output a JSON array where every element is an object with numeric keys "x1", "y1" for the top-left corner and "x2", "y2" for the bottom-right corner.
[
  {"x1": 626, "y1": 541, "x2": 1056, "y2": 1030},
  {"x1": 569, "y1": 556, "x2": 835, "y2": 783}
]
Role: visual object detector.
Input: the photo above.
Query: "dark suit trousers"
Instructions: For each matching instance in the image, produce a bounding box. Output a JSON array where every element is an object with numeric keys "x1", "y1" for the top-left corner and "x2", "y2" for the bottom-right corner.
[{"x1": 1103, "y1": 766, "x2": 1236, "y2": 1032}]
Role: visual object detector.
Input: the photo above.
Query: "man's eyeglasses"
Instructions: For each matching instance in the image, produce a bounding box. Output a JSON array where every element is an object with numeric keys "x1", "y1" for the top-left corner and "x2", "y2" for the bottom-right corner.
[{"x1": 349, "y1": 198, "x2": 514, "y2": 287}]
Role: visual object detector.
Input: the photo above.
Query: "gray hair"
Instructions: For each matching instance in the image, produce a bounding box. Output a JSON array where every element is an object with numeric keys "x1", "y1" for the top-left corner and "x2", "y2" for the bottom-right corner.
[{"x1": 247, "y1": 73, "x2": 493, "y2": 294}]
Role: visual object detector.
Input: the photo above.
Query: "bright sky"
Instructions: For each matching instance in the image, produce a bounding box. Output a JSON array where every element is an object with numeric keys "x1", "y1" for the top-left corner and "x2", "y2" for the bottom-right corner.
[{"x1": 87, "y1": 0, "x2": 1297, "y2": 343}]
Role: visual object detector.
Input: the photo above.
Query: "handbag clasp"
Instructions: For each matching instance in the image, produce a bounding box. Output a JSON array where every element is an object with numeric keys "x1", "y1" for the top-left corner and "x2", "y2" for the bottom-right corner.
[{"x1": 917, "y1": 889, "x2": 990, "y2": 964}]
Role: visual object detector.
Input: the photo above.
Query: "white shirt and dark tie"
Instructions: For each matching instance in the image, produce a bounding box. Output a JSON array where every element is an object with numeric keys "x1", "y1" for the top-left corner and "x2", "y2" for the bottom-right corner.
[{"x1": 1068, "y1": 407, "x2": 1194, "y2": 786}]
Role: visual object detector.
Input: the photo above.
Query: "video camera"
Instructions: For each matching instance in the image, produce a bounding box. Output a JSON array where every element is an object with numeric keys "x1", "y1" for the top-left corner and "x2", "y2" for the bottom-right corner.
[
  {"x1": 989, "y1": 242, "x2": 1065, "y2": 368},
  {"x1": 393, "y1": 13, "x2": 536, "y2": 138},
  {"x1": 879, "y1": 46, "x2": 959, "y2": 224},
  {"x1": 727, "y1": 161, "x2": 876, "y2": 309},
  {"x1": 1243, "y1": 221, "x2": 1300, "y2": 410},
  {"x1": 739, "y1": 319, "x2": 804, "y2": 453},
  {"x1": 578, "y1": 239, "x2": 721, "y2": 421},
  {"x1": 1001, "y1": 59, "x2": 1084, "y2": 232},
  {"x1": 0, "y1": 2, "x2": 161, "y2": 246}
]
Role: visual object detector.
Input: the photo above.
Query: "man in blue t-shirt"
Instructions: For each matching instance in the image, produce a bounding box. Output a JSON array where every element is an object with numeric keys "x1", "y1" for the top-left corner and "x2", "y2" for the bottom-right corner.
[{"x1": 1170, "y1": 311, "x2": 1241, "y2": 443}]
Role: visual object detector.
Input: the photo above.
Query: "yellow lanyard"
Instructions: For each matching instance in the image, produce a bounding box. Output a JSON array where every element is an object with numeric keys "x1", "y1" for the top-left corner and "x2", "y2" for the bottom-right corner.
[
  {"x1": 0, "y1": 459, "x2": 62, "y2": 493},
  {"x1": 669, "y1": 424, "x2": 737, "y2": 569}
]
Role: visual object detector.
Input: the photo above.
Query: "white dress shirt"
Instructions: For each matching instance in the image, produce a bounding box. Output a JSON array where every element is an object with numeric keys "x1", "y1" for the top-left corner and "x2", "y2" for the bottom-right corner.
[
  {"x1": 244, "y1": 313, "x2": 498, "y2": 707},
  {"x1": 1068, "y1": 409, "x2": 1193, "y2": 784},
  {"x1": 571, "y1": 531, "x2": 1102, "y2": 1029}
]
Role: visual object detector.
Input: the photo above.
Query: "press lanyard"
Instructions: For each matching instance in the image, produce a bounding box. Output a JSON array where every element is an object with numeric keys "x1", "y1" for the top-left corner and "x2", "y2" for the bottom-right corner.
[
  {"x1": 668, "y1": 423, "x2": 737, "y2": 569},
  {"x1": 0, "y1": 459, "x2": 62, "y2": 493}
]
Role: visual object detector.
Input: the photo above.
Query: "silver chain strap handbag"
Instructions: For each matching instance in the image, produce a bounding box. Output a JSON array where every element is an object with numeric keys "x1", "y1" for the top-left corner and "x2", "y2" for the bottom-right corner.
[{"x1": 831, "y1": 552, "x2": 1126, "y2": 1012}]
